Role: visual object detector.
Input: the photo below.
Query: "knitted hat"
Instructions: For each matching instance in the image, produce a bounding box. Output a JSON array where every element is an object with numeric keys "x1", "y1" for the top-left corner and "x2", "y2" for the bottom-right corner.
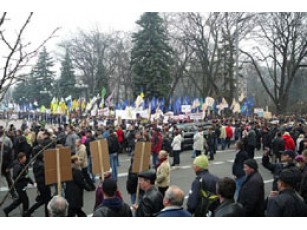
[
  {"x1": 193, "y1": 155, "x2": 209, "y2": 170},
  {"x1": 244, "y1": 159, "x2": 258, "y2": 171}
]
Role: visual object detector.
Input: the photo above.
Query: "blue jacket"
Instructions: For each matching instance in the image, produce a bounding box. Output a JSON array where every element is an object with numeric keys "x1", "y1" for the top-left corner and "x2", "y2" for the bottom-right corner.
[
  {"x1": 187, "y1": 169, "x2": 219, "y2": 215},
  {"x1": 157, "y1": 207, "x2": 192, "y2": 217}
]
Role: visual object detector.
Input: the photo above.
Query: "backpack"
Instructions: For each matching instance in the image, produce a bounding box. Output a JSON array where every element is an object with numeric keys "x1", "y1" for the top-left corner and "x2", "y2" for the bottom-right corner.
[{"x1": 194, "y1": 177, "x2": 219, "y2": 217}]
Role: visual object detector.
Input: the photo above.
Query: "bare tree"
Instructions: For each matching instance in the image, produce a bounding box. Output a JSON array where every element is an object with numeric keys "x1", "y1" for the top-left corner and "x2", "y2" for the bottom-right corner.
[
  {"x1": 241, "y1": 12, "x2": 307, "y2": 113},
  {"x1": 0, "y1": 12, "x2": 59, "y2": 102}
]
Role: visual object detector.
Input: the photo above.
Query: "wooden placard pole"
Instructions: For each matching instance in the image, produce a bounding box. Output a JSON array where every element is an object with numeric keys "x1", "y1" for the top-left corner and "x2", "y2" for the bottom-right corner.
[
  {"x1": 98, "y1": 140, "x2": 105, "y2": 182},
  {"x1": 56, "y1": 148, "x2": 62, "y2": 197},
  {"x1": 135, "y1": 142, "x2": 146, "y2": 205}
]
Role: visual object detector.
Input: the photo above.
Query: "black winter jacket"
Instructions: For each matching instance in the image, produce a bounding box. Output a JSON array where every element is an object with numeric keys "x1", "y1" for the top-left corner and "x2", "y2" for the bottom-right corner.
[
  {"x1": 232, "y1": 150, "x2": 249, "y2": 178},
  {"x1": 267, "y1": 189, "x2": 307, "y2": 217},
  {"x1": 262, "y1": 156, "x2": 301, "y2": 191},
  {"x1": 93, "y1": 197, "x2": 132, "y2": 217},
  {"x1": 1, "y1": 145, "x2": 13, "y2": 175},
  {"x1": 108, "y1": 135, "x2": 119, "y2": 154},
  {"x1": 65, "y1": 167, "x2": 91, "y2": 209},
  {"x1": 12, "y1": 160, "x2": 33, "y2": 190},
  {"x1": 238, "y1": 171, "x2": 265, "y2": 217},
  {"x1": 136, "y1": 186, "x2": 163, "y2": 217},
  {"x1": 271, "y1": 137, "x2": 285, "y2": 156},
  {"x1": 214, "y1": 199, "x2": 246, "y2": 217}
]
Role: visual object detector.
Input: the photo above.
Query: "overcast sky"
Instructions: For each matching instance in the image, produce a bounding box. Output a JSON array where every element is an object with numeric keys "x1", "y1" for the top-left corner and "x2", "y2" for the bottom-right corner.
[{"x1": 2, "y1": 0, "x2": 306, "y2": 77}]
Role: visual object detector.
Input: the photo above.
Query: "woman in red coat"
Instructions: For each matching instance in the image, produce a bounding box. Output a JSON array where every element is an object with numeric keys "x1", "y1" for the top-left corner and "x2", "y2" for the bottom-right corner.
[
  {"x1": 282, "y1": 132, "x2": 295, "y2": 151},
  {"x1": 116, "y1": 125, "x2": 124, "y2": 153}
]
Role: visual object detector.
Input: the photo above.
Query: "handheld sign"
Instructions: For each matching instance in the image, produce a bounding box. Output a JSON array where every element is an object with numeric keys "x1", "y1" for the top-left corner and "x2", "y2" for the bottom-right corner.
[
  {"x1": 44, "y1": 147, "x2": 72, "y2": 196},
  {"x1": 132, "y1": 142, "x2": 151, "y2": 173},
  {"x1": 132, "y1": 142, "x2": 151, "y2": 205},
  {"x1": 90, "y1": 139, "x2": 111, "y2": 180}
]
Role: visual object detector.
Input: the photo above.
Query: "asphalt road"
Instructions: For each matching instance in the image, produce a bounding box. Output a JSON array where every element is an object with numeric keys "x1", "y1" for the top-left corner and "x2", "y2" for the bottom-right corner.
[{"x1": 0, "y1": 147, "x2": 274, "y2": 217}]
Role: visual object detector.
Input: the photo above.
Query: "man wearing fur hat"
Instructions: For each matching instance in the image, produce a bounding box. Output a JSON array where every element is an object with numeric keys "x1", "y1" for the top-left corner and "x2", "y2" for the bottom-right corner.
[
  {"x1": 187, "y1": 155, "x2": 219, "y2": 216},
  {"x1": 237, "y1": 159, "x2": 265, "y2": 217}
]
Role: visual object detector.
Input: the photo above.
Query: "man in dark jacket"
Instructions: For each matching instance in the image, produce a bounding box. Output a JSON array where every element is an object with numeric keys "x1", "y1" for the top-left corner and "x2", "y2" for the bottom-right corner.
[
  {"x1": 187, "y1": 155, "x2": 219, "y2": 216},
  {"x1": 65, "y1": 155, "x2": 92, "y2": 217},
  {"x1": 93, "y1": 179, "x2": 132, "y2": 217},
  {"x1": 232, "y1": 141, "x2": 249, "y2": 199},
  {"x1": 271, "y1": 132, "x2": 285, "y2": 163},
  {"x1": 24, "y1": 153, "x2": 51, "y2": 216},
  {"x1": 238, "y1": 159, "x2": 265, "y2": 217},
  {"x1": 157, "y1": 185, "x2": 191, "y2": 217},
  {"x1": 0, "y1": 141, "x2": 17, "y2": 198},
  {"x1": 84, "y1": 130, "x2": 96, "y2": 184},
  {"x1": 262, "y1": 149, "x2": 301, "y2": 191},
  {"x1": 266, "y1": 169, "x2": 307, "y2": 217},
  {"x1": 107, "y1": 130, "x2": 120, "y2": 181},
  {"x1": 132, "y1": 169, "x2": 164, "y2": 217},
  {"x1": 126, "y1": 131, "x2": 145, "y2": 205},
  {"x1": 246, "y1": 127, "x2": 256, "y2": 159},
  {"x1": 3, "y1": 152, "x2": 34, "y2": 217},
  {"x1": 214, "y1": 177, "x2": 246, "y2": 217}
]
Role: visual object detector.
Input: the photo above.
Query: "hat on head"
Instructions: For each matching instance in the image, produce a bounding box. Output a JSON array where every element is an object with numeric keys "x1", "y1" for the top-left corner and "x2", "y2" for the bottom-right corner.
[
  {"x1": 138, "y1": 169, "x2": 156, "y2": 184},
  {"x1": 280, "y1": 150, "x2": 296, "y2": 159},
  {"x1": 279, "y1": 169, "x2": 297, "y2": 187},
  {"x1": 244, "y1": 159, "x2": 258, "y2": 171},
  {"x1": 193, "y1": 155, "x2": 209, "y2": 170},
  {"x1": 102, "y1": 179, "x2": 117, "y2": 197}
]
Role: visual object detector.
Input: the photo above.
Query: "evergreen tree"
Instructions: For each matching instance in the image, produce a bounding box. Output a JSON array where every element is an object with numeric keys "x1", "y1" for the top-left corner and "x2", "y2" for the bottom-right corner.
[
  {"x1": 57, "y1": 49, "x2": 77, "y2": 98},
  {"x1": 131, "y1": 12, "x2": 173, "y2": 99},
  {"x1": 32, "y1": 47, "x2": 55, "y2": 106},
  {"x1": 96, "y1": 56, "x2": 108, "y2": 95}
]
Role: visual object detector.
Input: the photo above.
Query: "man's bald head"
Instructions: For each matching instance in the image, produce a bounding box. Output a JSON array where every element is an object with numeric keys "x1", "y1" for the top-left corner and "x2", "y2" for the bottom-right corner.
[
  {"x1": 164, "y1": 185, "x2": 185, "y2": 207},
  {"x1": 47, "y1": 196, "x2": 69, "y2": 217}
]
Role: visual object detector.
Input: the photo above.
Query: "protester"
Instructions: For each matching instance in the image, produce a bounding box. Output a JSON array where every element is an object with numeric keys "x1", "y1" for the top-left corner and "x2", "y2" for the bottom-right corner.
[
  {"x1": 0, "y1": 140, "x2": 17, "y2": 198},
  {"x1": 225, "y1": 124, "x2": 233, "y2": 149},
  {"x1": 107, "y1": 129, "x2": 120, "y2": 180},
  {"x1": 157, "y1": 186, "x2": 191, "y2": 217},
  {"x1": 299, "y1": 150, "x2": 307, "y2": 203},
  {"x1": 47, "y1": 196, "x2": 69, "y2": 217},
  {"x1": 65, "y1": 155, "x2": 92, "y2": 217},
  {"x1": 271, "y1": 132, "x2": 285, "y2": 163},
  {"x1": 65, "y1": 125, "x2": 79, "y2": 155},
  {"x1": 266, "y1": 169, "x2": 307, "y2": 217},
  {"x1": 151, "y1": 127, "x2": 163, "y2": 168},
  {"x1": 24, "y1": 153, "x2": 51, "y2": 217},
  {"x1": 262, "y1": 149, "x2": 301, "y2": 192},
  {"x1": 214, "y1": 177, "x2": 246, "y2": 217},
  {"x1": 187, "y1": 155, "x2": 219, "y2": 216},
  {"x1": 282, "y1": 132, "x2": 295, "y2": 151},
  {"x1": 232, "y1": 141, "x2": 249, "y2": 199},
  {"x1": 171, "y1": 129, "x2": 183, "y2": 167},
  {"x1": 132, "y1": 169, "x2": 164, "y2": 217},
  {"x1": 156, "y1": 150, "x2": 170, "y2": 196},
  {"x1": 94, "y1": 171, "x2": 123, "y2": 210},
  {"x1": 3, "y1": 152, "x2": 34, "y2": 217},
  {"x1": 193, "y1": 126, "x2": 204, "y2": 157},
  {"x1": 238, "y1": 159, "x2": 265, "y2": 217},
  {"x1": 93, "y1": 179, "x2": 132, "y2": 217},
  {"x1": 75, "y1": 138, "x2": 95, "y2": 190}
]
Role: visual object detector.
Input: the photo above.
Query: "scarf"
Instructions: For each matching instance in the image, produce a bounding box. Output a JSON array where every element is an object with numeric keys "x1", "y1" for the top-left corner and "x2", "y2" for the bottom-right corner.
[{"x1": 156, "y1": 156, "x2": 168, "y2": 169}]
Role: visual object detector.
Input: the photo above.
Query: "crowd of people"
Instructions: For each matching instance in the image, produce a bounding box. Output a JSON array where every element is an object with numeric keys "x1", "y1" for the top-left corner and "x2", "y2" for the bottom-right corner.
[{"x1": 1, "y1": 114, "x2": 307, "y2": 217}]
